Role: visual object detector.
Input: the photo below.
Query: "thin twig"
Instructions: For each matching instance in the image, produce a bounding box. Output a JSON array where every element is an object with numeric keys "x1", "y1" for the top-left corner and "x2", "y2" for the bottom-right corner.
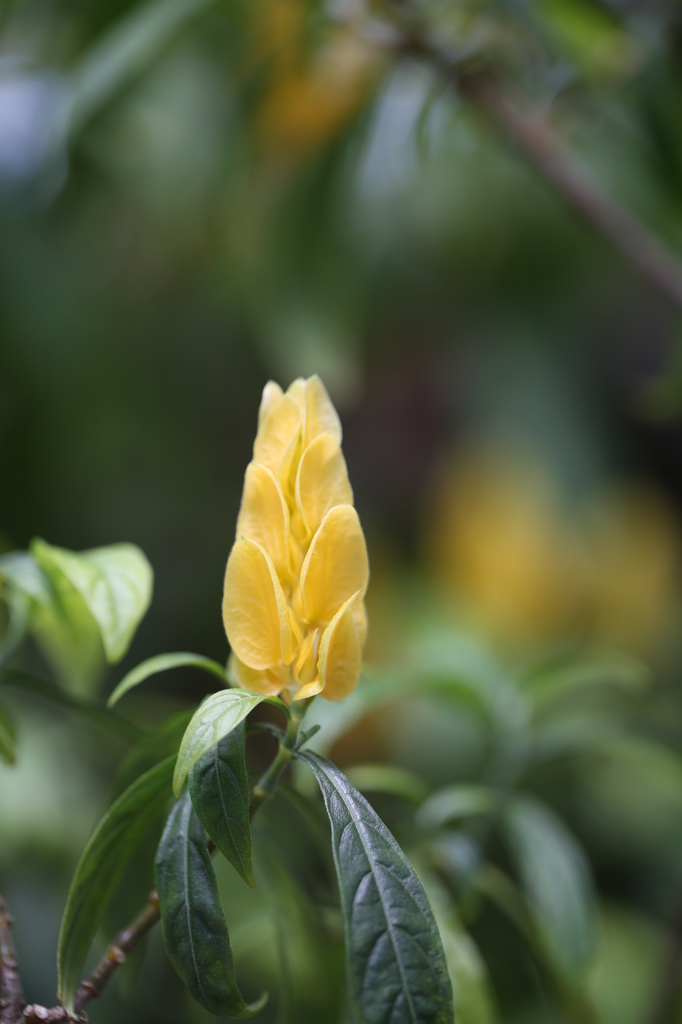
[
  {"x1": 73, "y1": 892, "x2": 160, "y2": 1015},
  {"x1": 0, "y1": 894, "x2": 24, "y2": 1024},
  {"x1": 384, "y1": 30, "x2": 682, "y2": 313}
]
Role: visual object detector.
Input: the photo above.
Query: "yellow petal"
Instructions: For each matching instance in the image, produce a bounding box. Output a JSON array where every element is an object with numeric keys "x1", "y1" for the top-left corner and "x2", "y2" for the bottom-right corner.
[
  {"x1": 304, "y1": 375, "x2": 342, "y2": 446},
  {"x1": 227, "y1": 652, "x2": 288, "y2": 696},
  {"x1": 286, "y1": 377, "x2": 306, "y2": 406},
  {"x1": 294, "y1": 677, "x2": 324, "y2": 700},
  {"x1": 317, "y1": 590, "x2": 362, "y2": 701},
  {"x1": 294, "y1": 628, "x2": 319, "y2": 685},
  {"x1": 299, "y1": 504, "x2": 369, "y2": 625},
  {"x1": 223, "y1": 538, "x2": 293, "y2": 669},
  {"x1": 253, "y1": 393, "x2": 301, "y2": 476},
  {"x1": 257, "y1": 380, "x2": 284, "y2": 430},
  {"x1": 296, "y1": 433, "x2": 353, "y2": 537},
  {"x1": 236, "y1": 462, "x2": 291, "y2": 580},
  {"x1": 352, "y1": 599, "x2": 368, "y2": 649}
]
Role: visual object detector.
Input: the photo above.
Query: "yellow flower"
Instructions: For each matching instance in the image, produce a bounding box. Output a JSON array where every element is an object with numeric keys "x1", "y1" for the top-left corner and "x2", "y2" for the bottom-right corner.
[{"x1": 223, "y1": 375, "x2": 369, "y2": 701}]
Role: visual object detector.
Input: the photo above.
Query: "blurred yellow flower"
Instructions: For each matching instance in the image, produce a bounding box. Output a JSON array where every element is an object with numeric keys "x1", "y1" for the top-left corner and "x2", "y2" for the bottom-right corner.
[
  {"x1": 425, "y1": 447, "x2": 682, "y2": 656},
  {"x1": 223, "y1": 375, "x2": 369, "y2": 701}
]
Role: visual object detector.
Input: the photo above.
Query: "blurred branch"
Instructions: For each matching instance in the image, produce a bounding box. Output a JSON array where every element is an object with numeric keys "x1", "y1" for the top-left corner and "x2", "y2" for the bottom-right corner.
[
  {"x1": 376, "y1": 27, "x2": 682, "y2": 314},
  {"x1": 0, "y1": 895, "x2": 24, "y2": 1024},
  {"x1": 72, "y1": 892, "x2": 160, "y2": 1015}
]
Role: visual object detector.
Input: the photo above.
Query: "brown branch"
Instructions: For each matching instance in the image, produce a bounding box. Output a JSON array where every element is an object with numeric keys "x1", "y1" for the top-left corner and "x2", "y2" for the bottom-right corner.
[
  {"x1": 0, "y1": 895, "x2": 24, "y2": 1024},
  {"x1": 72, "y1": 891, "x2": 160, "y2": 1015},
  {"x1": 385, "y1": 30, "x2": 682, "y2": 313}
]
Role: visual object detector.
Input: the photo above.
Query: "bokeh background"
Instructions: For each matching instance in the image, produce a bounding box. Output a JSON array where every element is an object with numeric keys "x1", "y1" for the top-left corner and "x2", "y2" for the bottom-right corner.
[{"x1": 3, "y1": 0, "x2": 682, "y2": 1021}]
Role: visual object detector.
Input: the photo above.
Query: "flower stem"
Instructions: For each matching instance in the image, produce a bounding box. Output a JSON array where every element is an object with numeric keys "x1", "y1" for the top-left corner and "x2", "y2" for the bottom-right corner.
[{"x1": 249, "y1": 699, "x2": 308, "y2": 819}]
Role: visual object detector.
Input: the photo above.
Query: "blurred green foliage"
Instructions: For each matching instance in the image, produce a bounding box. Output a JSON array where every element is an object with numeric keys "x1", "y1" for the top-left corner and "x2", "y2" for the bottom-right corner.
[{"x1": 4, "y1": 0, "x2": 682, "y2": 1021}]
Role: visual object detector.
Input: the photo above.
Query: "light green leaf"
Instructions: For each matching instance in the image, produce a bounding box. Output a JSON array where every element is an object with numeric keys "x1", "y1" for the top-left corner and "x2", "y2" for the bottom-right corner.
[
  {"x1": 503, "y1": 796, "x2": 596, "y2": 979},
  {"x1": 58, "y1": 756, "x2": 175, "y2": 1013},
  {"x1": 417, "y1": 785, "x2": 499, "y2": 831},
  {"x1": 298, "y1": 751, "x2": 454, "y2": 1024},
  {"x1": 155, "y1": 788, "x2": 266, "y2": 1017},
  {"x1": 0, "y1": 551, "x2": 52, "y2": 604},
  {"x1": 173, "y1": 689, "x2": 270, "y2": 796},
  {"x1": 108, "y1": 651, "x2": 226, "y2": 707},
  {"x1": 32, "y1": 538, "x2": 153, "y2": 663},
  {"x1": 344, "y1": 764, "x2": 430, "y2": 805},
  {"x1": 0, "y1": 699, "x2": 16, "y2": 765},
  {"x1": 189, "y1": 723, "x2": 253, "y2": 887}
]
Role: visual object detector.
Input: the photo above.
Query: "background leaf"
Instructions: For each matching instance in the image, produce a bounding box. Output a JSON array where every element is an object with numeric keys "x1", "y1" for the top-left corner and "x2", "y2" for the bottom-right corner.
[
  {"x1": 298, "y1": 750, "x2": 454, "y2": 1024},
  {"x1": 32, "y1": 538, "x2": 153, "y2": 663},
  {"x1": 189, "y1": 722, "x2": 253, "y2": 887},
  {"x1": 58, "y1": 756, "x2": 175, "y2": 1012},
  {"x1": 173, "y1": 689, "x2": 269, "y2": 795},
  {"x1": 0, "y1": 699, "x2": 16, "y2": 765},
  {"x1": 108, "y1": 651, "x2": 227, "y2": 707},
  {"x1": 416, "y1": 785, "x2": 499, "y2": 831},
  {"x1": 154, "y1": 787, "x2": 265, "y2": 1017},
  {"x1": 503, "y1": 795, "x2": 596, "y2": 979},
  {"x1": 0, "y1": 669, "x2": 143, "y2": 741}
]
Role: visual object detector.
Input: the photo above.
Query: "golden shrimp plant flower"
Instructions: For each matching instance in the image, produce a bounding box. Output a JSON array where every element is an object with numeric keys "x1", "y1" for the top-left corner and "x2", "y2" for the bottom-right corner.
[{"x1": 223, "y1": 375, "x2": 369, "y2": 701}]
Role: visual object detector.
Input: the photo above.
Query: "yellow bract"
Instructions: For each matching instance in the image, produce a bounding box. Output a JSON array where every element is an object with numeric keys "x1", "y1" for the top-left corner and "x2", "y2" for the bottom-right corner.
[{"x1": 223, "y1": 375, "x2": 369, "y2": 701}]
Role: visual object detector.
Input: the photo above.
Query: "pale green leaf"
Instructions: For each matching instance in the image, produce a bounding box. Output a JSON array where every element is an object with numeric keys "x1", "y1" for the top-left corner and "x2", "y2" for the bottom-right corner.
[{"x1": 108, "y1": 651, "x2": 226, "y2": 707}]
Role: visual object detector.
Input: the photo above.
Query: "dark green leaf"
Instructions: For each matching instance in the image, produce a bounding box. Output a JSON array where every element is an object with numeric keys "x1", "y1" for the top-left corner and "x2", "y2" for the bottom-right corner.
[
  {"x1": 0, "y1": 588, "x2": 31, "y2": 668},
  {"x1": 32, "y1": 538, "x2": 153, "y2": 663},
  {"x1": 108, "y1": 651, "x2": 227, "y2": 707},
  {"x1": 155, "y1": 788, "x2": 266, "y2": 1017},
  {"x1": 298, "y1": 751, "x2": 454, "y2": 1024},
  {"x1": 173, "y1": 689, "x2": 275, "y2": 795},
  {"x1": 503, "y1": 796, "x2": 596, "y2": 979},
  {"x1": 0, "y1": 669, "x2": 143, "y2": 742},
  {"x1": 189, "y1": 723, "x2": 253, "y2": 887},
  {"x1": 58, "y1": 756, "x2": 175, "y2": 1012},
  {"x1": 0, "y1": 699, "x2": 16, "y2": 765}
]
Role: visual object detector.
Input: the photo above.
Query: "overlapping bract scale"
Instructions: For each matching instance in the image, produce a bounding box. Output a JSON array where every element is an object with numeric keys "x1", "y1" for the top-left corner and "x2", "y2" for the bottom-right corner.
[{"x1": 223, "y1": 375, "x2": 368, "y2": 701}]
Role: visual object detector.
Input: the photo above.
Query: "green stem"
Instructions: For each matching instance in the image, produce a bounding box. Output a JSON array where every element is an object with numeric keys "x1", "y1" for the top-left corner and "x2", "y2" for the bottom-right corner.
[{"x1": 249, "y1": 699, "x2": 308, "y2": 819}]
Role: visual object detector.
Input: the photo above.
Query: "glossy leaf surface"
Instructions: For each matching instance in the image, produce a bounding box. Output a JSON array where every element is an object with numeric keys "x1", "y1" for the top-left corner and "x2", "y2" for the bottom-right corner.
[
  {"x1": 108, "y1": 651, "x2": 226, "y2": 707},
  {"x1": 155, "y1": 788, "x2": 265, "y2": 1017},
  {"x1": 173, "y1": 689, "x2": 270, "y2": 795},
  {"x1": 189, "y1": 723, "x2": 253, "y2": 886},
  {"x1": 58, "y1": 756, "x2": 175, "y2": 1012},
  {"x1": 298, "y1": 751, "x2": 454, "y2": 1024}
]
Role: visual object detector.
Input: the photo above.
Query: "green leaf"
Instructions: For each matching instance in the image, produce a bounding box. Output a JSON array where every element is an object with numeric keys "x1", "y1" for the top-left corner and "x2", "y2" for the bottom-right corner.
[
  {"x1": 32, "y1": 538, "x2": 153, "y2": 663},
  {"x1": 0, "y1": 669, "x2": 143, "y2": 742},
  {"x1": 298, "y1": 751, "x2": 454, "y2": 1024},
  {"x1": 189, "y1": 723, "x2": 253, "y2": 887},
  {"x1": 0, "y1": 551, "x2": 52, "y2": 604},
  {"x1": 71, "y1": 0, "x2": 220, "y2": 132},
  {"x1": 344, "y1": 764, "x2": 430, "y2": 805},
  {"x1": 523, "y1": 651, "x2": 651, "y2": 714},
  {"x1": 420, "y1": 870, "x2": 498, "y2": 1024},
  {"x1": 503, "y1": 796, "x2": 596, "y2": 979},
  {"x1": 0, "y1": 588, "x2": 31, "y2": 668},
  {"x1": 0, "y1": 699, "x2": 16, "y2": 765},
  {"x1": 416, "y1": 785, "x2": 499, "y2": 831},
  {"x1": 154, "y1": 788, "x2": 266, "y2": 1017},
  {"x1": 58, "y1": 756, "x2": 175, "y2": 1013},
  {"x1": 173, "y1": 689, "x2": 271, "y2": 796},
  {"x1": 108, "y1": 651, "x2": 226, "y2": 707}
]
